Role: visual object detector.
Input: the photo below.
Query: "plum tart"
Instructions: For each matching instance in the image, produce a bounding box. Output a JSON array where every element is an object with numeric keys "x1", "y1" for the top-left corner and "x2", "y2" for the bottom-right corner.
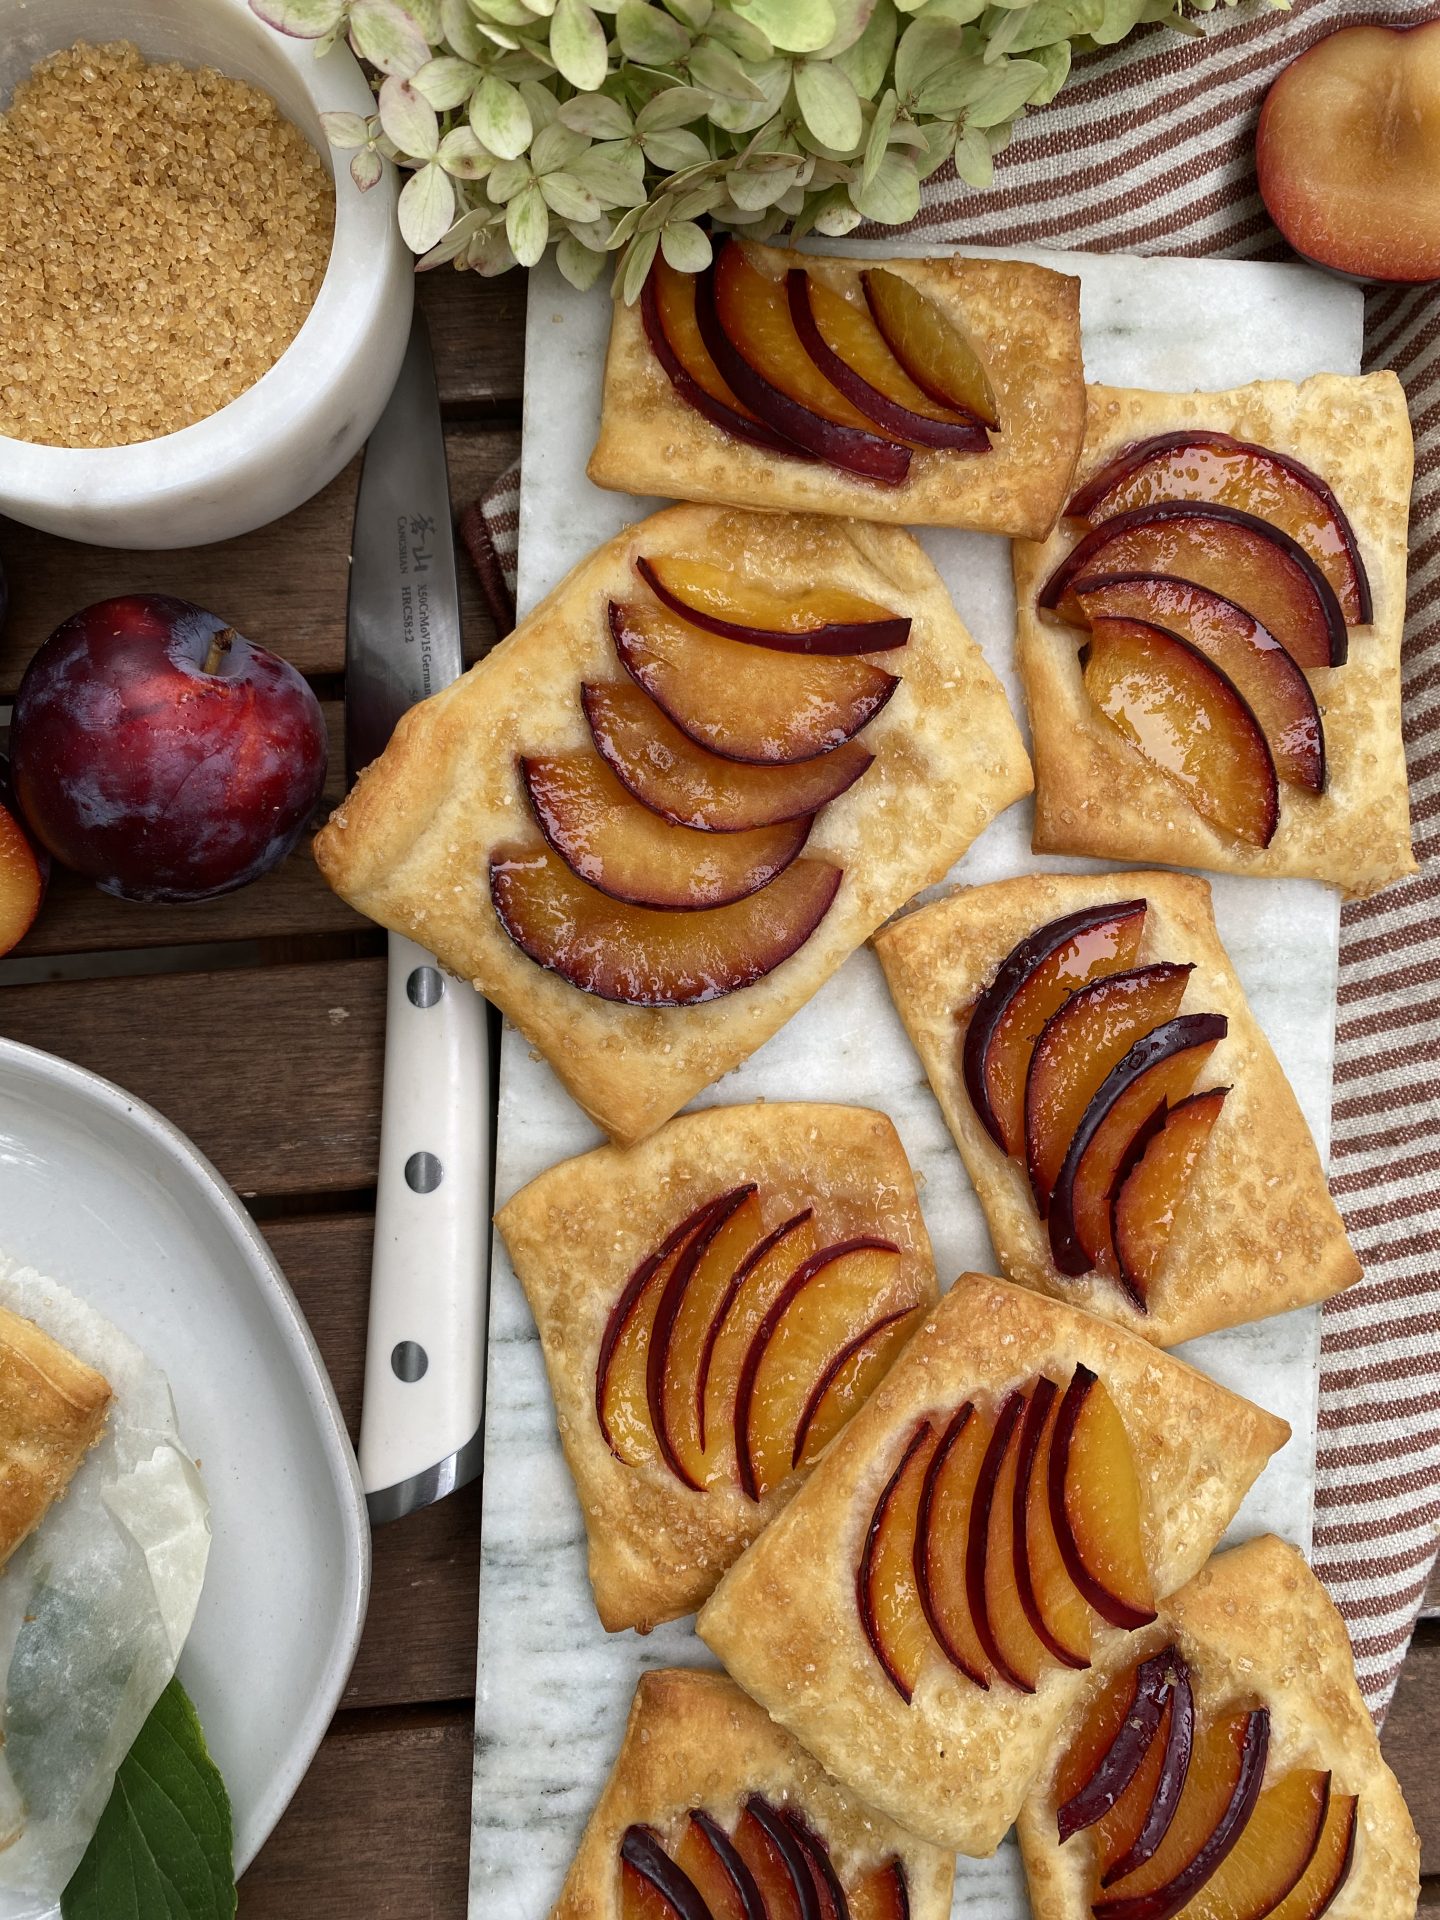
[
  {"x1": 874, "y1": 871, "x2": 1359, "y2": 1347},
  {"x1": 588, "y1": 241, "x2": 1085, "y2": 539},
  {"x1": 551, "y1": 1669, "x2": 954, "y2": 1920},
  {"x1": 1013, "y1": 375, "x2": 1415, "y2": 895},
  {"x1": 1017, "y1": 1536, "x2": 1419, "y2": 1920},
  {"x1": 696, "y1": 1275, "x2": 1288, "y2": 1856},
  {"x1": 315, "y1": 505, "x2": 1030, "y2": 1145},
  {"x1": 496, "y1": 1103, "x2": 936, "y2": 1632}
]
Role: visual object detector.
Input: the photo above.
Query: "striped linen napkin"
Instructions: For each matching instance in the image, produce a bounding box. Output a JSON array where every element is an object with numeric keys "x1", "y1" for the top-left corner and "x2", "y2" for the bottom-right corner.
[{"x1": 462, "y1": 0, "x2": 1439, "y2": 1721}]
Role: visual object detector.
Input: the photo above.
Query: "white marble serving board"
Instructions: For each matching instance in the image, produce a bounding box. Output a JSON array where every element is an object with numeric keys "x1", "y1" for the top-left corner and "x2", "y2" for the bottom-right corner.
[{"x1": 470, "y1": 246, "x2": 1364, "y2": 1920}]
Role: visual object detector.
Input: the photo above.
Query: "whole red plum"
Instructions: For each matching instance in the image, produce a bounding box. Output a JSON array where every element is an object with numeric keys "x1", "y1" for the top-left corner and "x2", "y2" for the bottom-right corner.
[{"x1": 10, "y1": 594, "x2": 328, "y2": 903}]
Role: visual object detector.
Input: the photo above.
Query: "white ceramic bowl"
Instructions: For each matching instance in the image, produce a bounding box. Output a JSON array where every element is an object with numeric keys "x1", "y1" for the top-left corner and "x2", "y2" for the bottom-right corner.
[{"x1": 0, "y1": 0, "x2": 414, "y2": 549}]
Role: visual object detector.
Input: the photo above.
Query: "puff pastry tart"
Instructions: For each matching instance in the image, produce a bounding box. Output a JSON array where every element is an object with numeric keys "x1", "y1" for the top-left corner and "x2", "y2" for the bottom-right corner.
[
  {"x1": 496, "y1": 1103, "x2": 936, "y2": 1632},
  {"x1": 1012, "y1": 375, "x2": 1415, "y2": 896},
  {"x1": 1017, "y1": 1536, "x2": 1419, "y2": 1920},
  {"x1": 696, "y1": 1275, "x2": 1288, "y2": 1856},
  {"x1": 0, "y1": 1304, "x2": 111, "y2": 1567},
  {"x1": 315, "y1": 504, "x2": 1030, "y2": 1145},
  {"x1": 551, "y1": 1668, "x2": 954, "y2": 1920},
  {"x1": 587, "y1": 239, "x2": 1085, "y2": 538},
  {"x1": 874, "y1": 870, "x2": 1359, "y2": 1348}
]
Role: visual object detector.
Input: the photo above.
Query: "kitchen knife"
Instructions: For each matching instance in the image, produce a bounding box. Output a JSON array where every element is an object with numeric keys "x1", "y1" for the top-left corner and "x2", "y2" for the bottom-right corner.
[{"x1": 347, "y1": 313, "x2": 491, "y2": 1525}]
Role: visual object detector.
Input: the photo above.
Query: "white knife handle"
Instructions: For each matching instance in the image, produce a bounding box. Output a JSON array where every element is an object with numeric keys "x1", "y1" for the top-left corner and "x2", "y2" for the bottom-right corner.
[{"x1": 359, "y1": 931, "x2": 491, "y2": 1520}]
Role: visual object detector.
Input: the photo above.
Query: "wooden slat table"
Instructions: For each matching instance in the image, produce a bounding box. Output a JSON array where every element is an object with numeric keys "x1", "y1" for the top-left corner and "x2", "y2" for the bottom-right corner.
[{"x1": 0, "y1": 267, "x2": 1433, "y2": 1918}]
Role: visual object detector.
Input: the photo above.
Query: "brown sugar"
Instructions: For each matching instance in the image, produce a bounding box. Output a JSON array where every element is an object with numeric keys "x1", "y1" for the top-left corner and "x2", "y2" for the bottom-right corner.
[{"x1": 0, "y1": 40, "x2": 335, "y2": 448}]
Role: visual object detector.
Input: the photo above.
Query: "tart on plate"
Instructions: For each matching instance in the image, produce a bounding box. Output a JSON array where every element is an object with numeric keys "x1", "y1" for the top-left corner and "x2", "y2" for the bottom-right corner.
[
  {"x1": 588, "y1": 241, "x2": 1085, "y2": 538},
  {"x1": 1017, "y1": 1535, "x2": 1419, "y2": 1920},
  {"x1": 873, "y1": 871, "x2": 1359, "y2": 1347},
  {"x1": 496, "y1": 1103, "x2": 936, "y2": 1632},
  {"x1": 0, "y1": 1303, "x2": 110, "y2": 1567},
  {"x1": 1012, "y1": 375, "x2": 1414, "y2": 896},
  {"x1": 551, "y1": 1668, "x2": 954, "y2": 1920},
  {"x1": 696, "y1": 1275, "x2": 1289, "y2": 1856},
  {"x1": 315, "y1": 504, "x2": 1031, "y2": 1144}
]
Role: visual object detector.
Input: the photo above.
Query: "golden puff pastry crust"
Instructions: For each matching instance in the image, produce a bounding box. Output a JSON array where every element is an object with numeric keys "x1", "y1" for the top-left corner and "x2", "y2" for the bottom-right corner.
[
  {"x1": 0, "y1": 1304, "x2": 111, "y2": 1568},
  {"x1": 315, "y1": 504, "x2": 1031, "y2": 1146},
  {"x1": 552, "y1": 1668, "x2": 955, "y2": 1920},
  {"x1": 1017, "y1": 1535, "x2": 1420, "y2": 1920},
  {"x1": 587, "y1": 245, "x2": 1085, "y2": 538},
  {"x1": 873, "y1": 869, "x2": 1360, "y2": 1347},
  {"x1": 1012, "y1": 375, "x2": 1415, "y2": 897},
  {"x1": 496, "y1": 1102, "x2": 937, "y2": 1633},
  {"x1": 696, "y1": 1274, "x2": 1289, "y2": 1857}
]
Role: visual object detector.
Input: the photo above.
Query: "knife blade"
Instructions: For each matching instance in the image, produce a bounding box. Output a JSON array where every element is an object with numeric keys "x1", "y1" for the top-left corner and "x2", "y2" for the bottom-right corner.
[{"x1": 347, "y1": 313, "x2": 492, "y2": 1525}]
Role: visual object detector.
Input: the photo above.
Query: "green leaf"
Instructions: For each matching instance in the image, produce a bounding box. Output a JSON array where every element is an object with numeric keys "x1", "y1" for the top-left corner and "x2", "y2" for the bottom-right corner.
[
  {"x1": 620, "y1": 228, "x2": 661, "y2": 303},
  {"x1": 250, "y1": 0, "x2": 345, "y2": 38},
  {"x1": 817, "y1": 0, "x2": 877, "y2": 57},
  {"x1": 506, "y1": 181, "x2": 551, "y2": 263},
  {"x1": 404, "y1": 0, "x2": 442, "y2": 33},
  {"x1": 724, "y1": 157, "x2": 800, "y2": 209},
  {"x1": 552, "y1": 0, "x2": 610, "y2": 88},
  {"x1": 702, "y1": 55, "x2": 788, "y2": 130},
  {"x1": 573, "y1": 146, "x2": 649, "y2": 202},
  {"x1": 61, "y1": 1680, "x2": 234, "y2": 1920},
  {"x1": 485, "y1": 155, "x2": 533, "y2": 198},
  {"x1": 894, "y1": 16, "x2": 965, "y2": 97},
  {"x1": 439, "y1": 0, "x2": 490, "y2": 58},
  {"x1": 399, "y1": 159, "x2": 458, "y2": 247},
  {"x1": 853, "y1": 144, "x2": 918, "y2": 221},
  {"x1": 659, "y1": 218, "x2": 712, "y2": 270},
  {"x1": 833, "y1": 0, "x2": 897, "y2": 97},
  {"x1": 379, "y1": 75, "x2": 441, "y2": 158},
  {"x1": 962, "y1": 53, "x2": 1046, "y2": 123},
  {"x1": 616, "y1": 0, "x2": 692, "y2": 61},
  {"x1": 793, "y1": 59, "x2": 862, "y2": 150},
  {"x1": 809, "y1": 182, "x2": 864, "y2": 233},
  {"x1": 556, "y1": 232, "x2": 609, "y2": 288},
  {"x1": 860, "y1": 86, "x2": 896, "y2": 190},
  {"x1": 951, "y1": 119, "x2": 992, "y2": 184},
  {"x1": 634, "y1": 82, "x2": 711, "y2": 129},
  {"x1": 519, "y1": 78, "x2": 563, "y2": 128},
  {"x1": 471, "y1": 73, "x2": 533, "y2": 156},
  {"x1": 1027, "y1": 34, "x2": 1071, "y2": 101},
  {"x1": 731, "y1": 0, "x2": 836, "y2": 53},
  {"x1": 559, "y1": 91, "x2": 634, "y2": 136},
  {"x1": 349, "y1": 0, "x2": 433, "y2": 75}
]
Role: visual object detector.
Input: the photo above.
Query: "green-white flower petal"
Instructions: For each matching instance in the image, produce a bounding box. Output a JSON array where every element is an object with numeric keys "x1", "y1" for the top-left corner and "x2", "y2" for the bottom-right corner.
[
  {"x1": 379, "y1": 75, "x2": 442, "y2": 157},
  {"x1": 640, "y1": 125, "x2": 710, "y2": 168},
  {"x1": 251, "y1": 0, "x2": 345, "y2": 38},
  {"x1": 659, "y1": 219, "x2": 712, "y2": 271},
  {"x1": 573, "y1": 147, "x2": 650, "y2": 204},
  {"x1": 486, "y1": 155, "x2": 533, "y2": 199},
  {"x1": 531, "y1": 121, "x2": 590, "y2": 170},
  {"x1": 539, "y1": 169, "x2": 603, "y2": 219},
  {"x1": 556, "y1": 233, "x2": 609, "y2": 289},
  {"x1": 349, "y1": 0, "x2": 433, "y2": 76},
  {"x1": 351, "y1": 146, "x2": 386, "y2": 190},
  {"x1": 951, "y1": 121, "x2": 993, "y2": 185},
  {"x1": 620, "y1": 229, "x2": 660, "y2": 304},
  {"x1": 833, "y1": 0, "x2": 896, "y2": 96},
  {"x1": 793, "y1": 59, "x2": 862, "y2": 150},
  {"x1": 853, "y1": 144, "x2": 918, "y2": 221},
  {"x1": 471, "y1": 73, "x2": 534, "y2": 156},
  {"x1": 399, "y1": 159, "x2": 457, "y2": 249},
  {"x1": 559, "y1": 92, "x2": 634, "y2": 137},
  {"x1": 663, "y1": 0, "x2": 712, "y2": 26},
  {"x1": 320, "y1": 109, "x2": 372, "y2": 149},
  {"x1": 687, "y1": 39, "x2": 766, "y2": 98},
  {"x1": 634, "y1": 82, "x2": 712, "y2": 130},
  {"x1": 616, "y1": 0, "x2": 692, "y2": 62},
  {"x1": 552, "y1": 0, "x2": 610, "y2": 88},
  {"x1": 963, "y1": 54, "x2": 1047, "y2": 124},
  {"x1": 413, "y1": 55, "x2": 482, "y2": 109},
  {"x1": 702, "y1": 10, "x2": 773, "y2": 58},
  {"x1": 731, "y1": 0, "x2": 836, "y2": 53},
  {"x1": 506, "y1": 181, "x2": 551, "y2": 264},
  {"x1": 438, "y1": 125, "x2": 493, "y2": 176}
]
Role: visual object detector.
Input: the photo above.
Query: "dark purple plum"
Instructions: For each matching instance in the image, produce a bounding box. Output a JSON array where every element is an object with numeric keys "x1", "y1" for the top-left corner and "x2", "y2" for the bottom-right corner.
[{"x1": 9, "y1": 594, "x2": 327, "y2": 903}]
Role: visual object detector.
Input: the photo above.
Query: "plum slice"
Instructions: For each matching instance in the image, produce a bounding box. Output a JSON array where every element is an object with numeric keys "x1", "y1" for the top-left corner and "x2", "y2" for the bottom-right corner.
[
  {"x1": 1168, "y1": 1767, "x2": 1330, "y2": 1920},
  {"x1": 1040, "y1": 502, "x2": 1348, "y2": 670},
  {"x1": 1081, "y1": 618, "x2": 1280, "y2": 849},
  {"x1": 968, "y1": 1387, "x2": 1053, "y2": 1693},
  {"x1": 1066, "y1": 434, "x2": 1371, "y2": 625},
  {"x1": 1256, "y1": 19, "x2": 1440, "y2": 287},
  {"x1": 584, "y1": 682, "x2": 874, "y2": 834},
  {"x1": 1101, "y1": 1662, "x2": 1196, "y2": 1885},
  {"x1": 701, "y1": 1210, "x2": 818, "y2": 1474},
  {"x1": 791, "y1": 1304, "x2": 921, "y2": 1473},
  {"x1": 596, "y1": 1193, "x2": 731, "y2": 1466},
  {"x1": 621, "y1": 1826, "x2": 714, "y2": 1920},
  {"x1": 735, "y1": 1238, "x2": 905, "y2": 1501},
  {"x1": 781, "y1": 1811, "x2": 850, "y2": 1920},
  {"x1": 1049, "y1": 1365, "x2": 1157, "y2": 1633},
  {"x1": 916, "y1": 1401, "x2": 992, "y2": 1688},
  {"x1": 734, "y1": 1799, "x2": 820, "y2": 1920},
  {"x1": 1014, "y1": 1378, "x2": 1092, "y2": 1670},
  {"x1": 647, "y1": 1187, "x2": 761, "y2": 1490},
  {"x1": 699, "y1": 243, "x2": 912, "y2": 485},
  {"x1": 642, "y1": 254, "x2": 803, "y2": 456},
  {"x1": 1049, "y1": 1012, "x2": 1227, "y2": 1278},
  {"x1": 858, "y1": 1418, "x2": 942, "y2": 1703},
  {"x1": 611, "y1": 601, "x2": 899, "y2": 767},
  {"x1": 1265, "y1": 1788, "x2": 1357, "y2": 1920},
  {"x1": 1093, "y1": 1708, "x2": 1270, "y2": 1920},
  {"x1": 1056, "y1": 1644, "x2": 1181, "y2": 1843},
  {"x1": 636, "y1": 553, "x2": 911, "y2": 655},
  {"x1": 845, "y1": 1862, "x2": 907, "y2": 1920},
  {"x1": 1073, "y1": 575, "x2": 1324, "y2": 793},
  {"x1": 962, "y1": 898, "x2": 1148, "y2": 1156},
  {"x1": 489, "y1": 844, "x2": 843, "y2": 1007},
  {"x1": 1025, "y1": 962, "x2": 1194, "y2": 1218},
  {"x1": 861, "y1": 267, "x2": 1000, "y2": 430},
  {"x1": 1111, "y1": 1086, "x2": 1230, "y2": 1309},
  {"x1": 788, "y1": 271, "x2": 991, "y2": 453},
  {"x1": 521, "y1": 751, "x2": 813, "y2": 911},
  {"x1": 675, "y1": 1812, "x2": 766, "y2": 1920}
]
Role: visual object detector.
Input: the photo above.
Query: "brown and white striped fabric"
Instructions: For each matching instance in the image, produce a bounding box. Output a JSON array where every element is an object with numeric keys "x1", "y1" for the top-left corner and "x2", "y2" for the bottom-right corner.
[{"x1": 470, "y1": 0, "x2": 1440, "y2": 1720}]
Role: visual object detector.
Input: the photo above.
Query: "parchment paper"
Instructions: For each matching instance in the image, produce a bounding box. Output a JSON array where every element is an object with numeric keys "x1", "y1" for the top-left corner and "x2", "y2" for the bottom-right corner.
[{"x1": 0, "y1": 1259, "x2": 212, "y2": 1917}]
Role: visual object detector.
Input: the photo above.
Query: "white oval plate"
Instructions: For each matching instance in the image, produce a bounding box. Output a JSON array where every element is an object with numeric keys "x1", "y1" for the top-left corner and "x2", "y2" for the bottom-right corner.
[{"x1": 0, "y1": 1037, "x2": 370, "y2": 1874}]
